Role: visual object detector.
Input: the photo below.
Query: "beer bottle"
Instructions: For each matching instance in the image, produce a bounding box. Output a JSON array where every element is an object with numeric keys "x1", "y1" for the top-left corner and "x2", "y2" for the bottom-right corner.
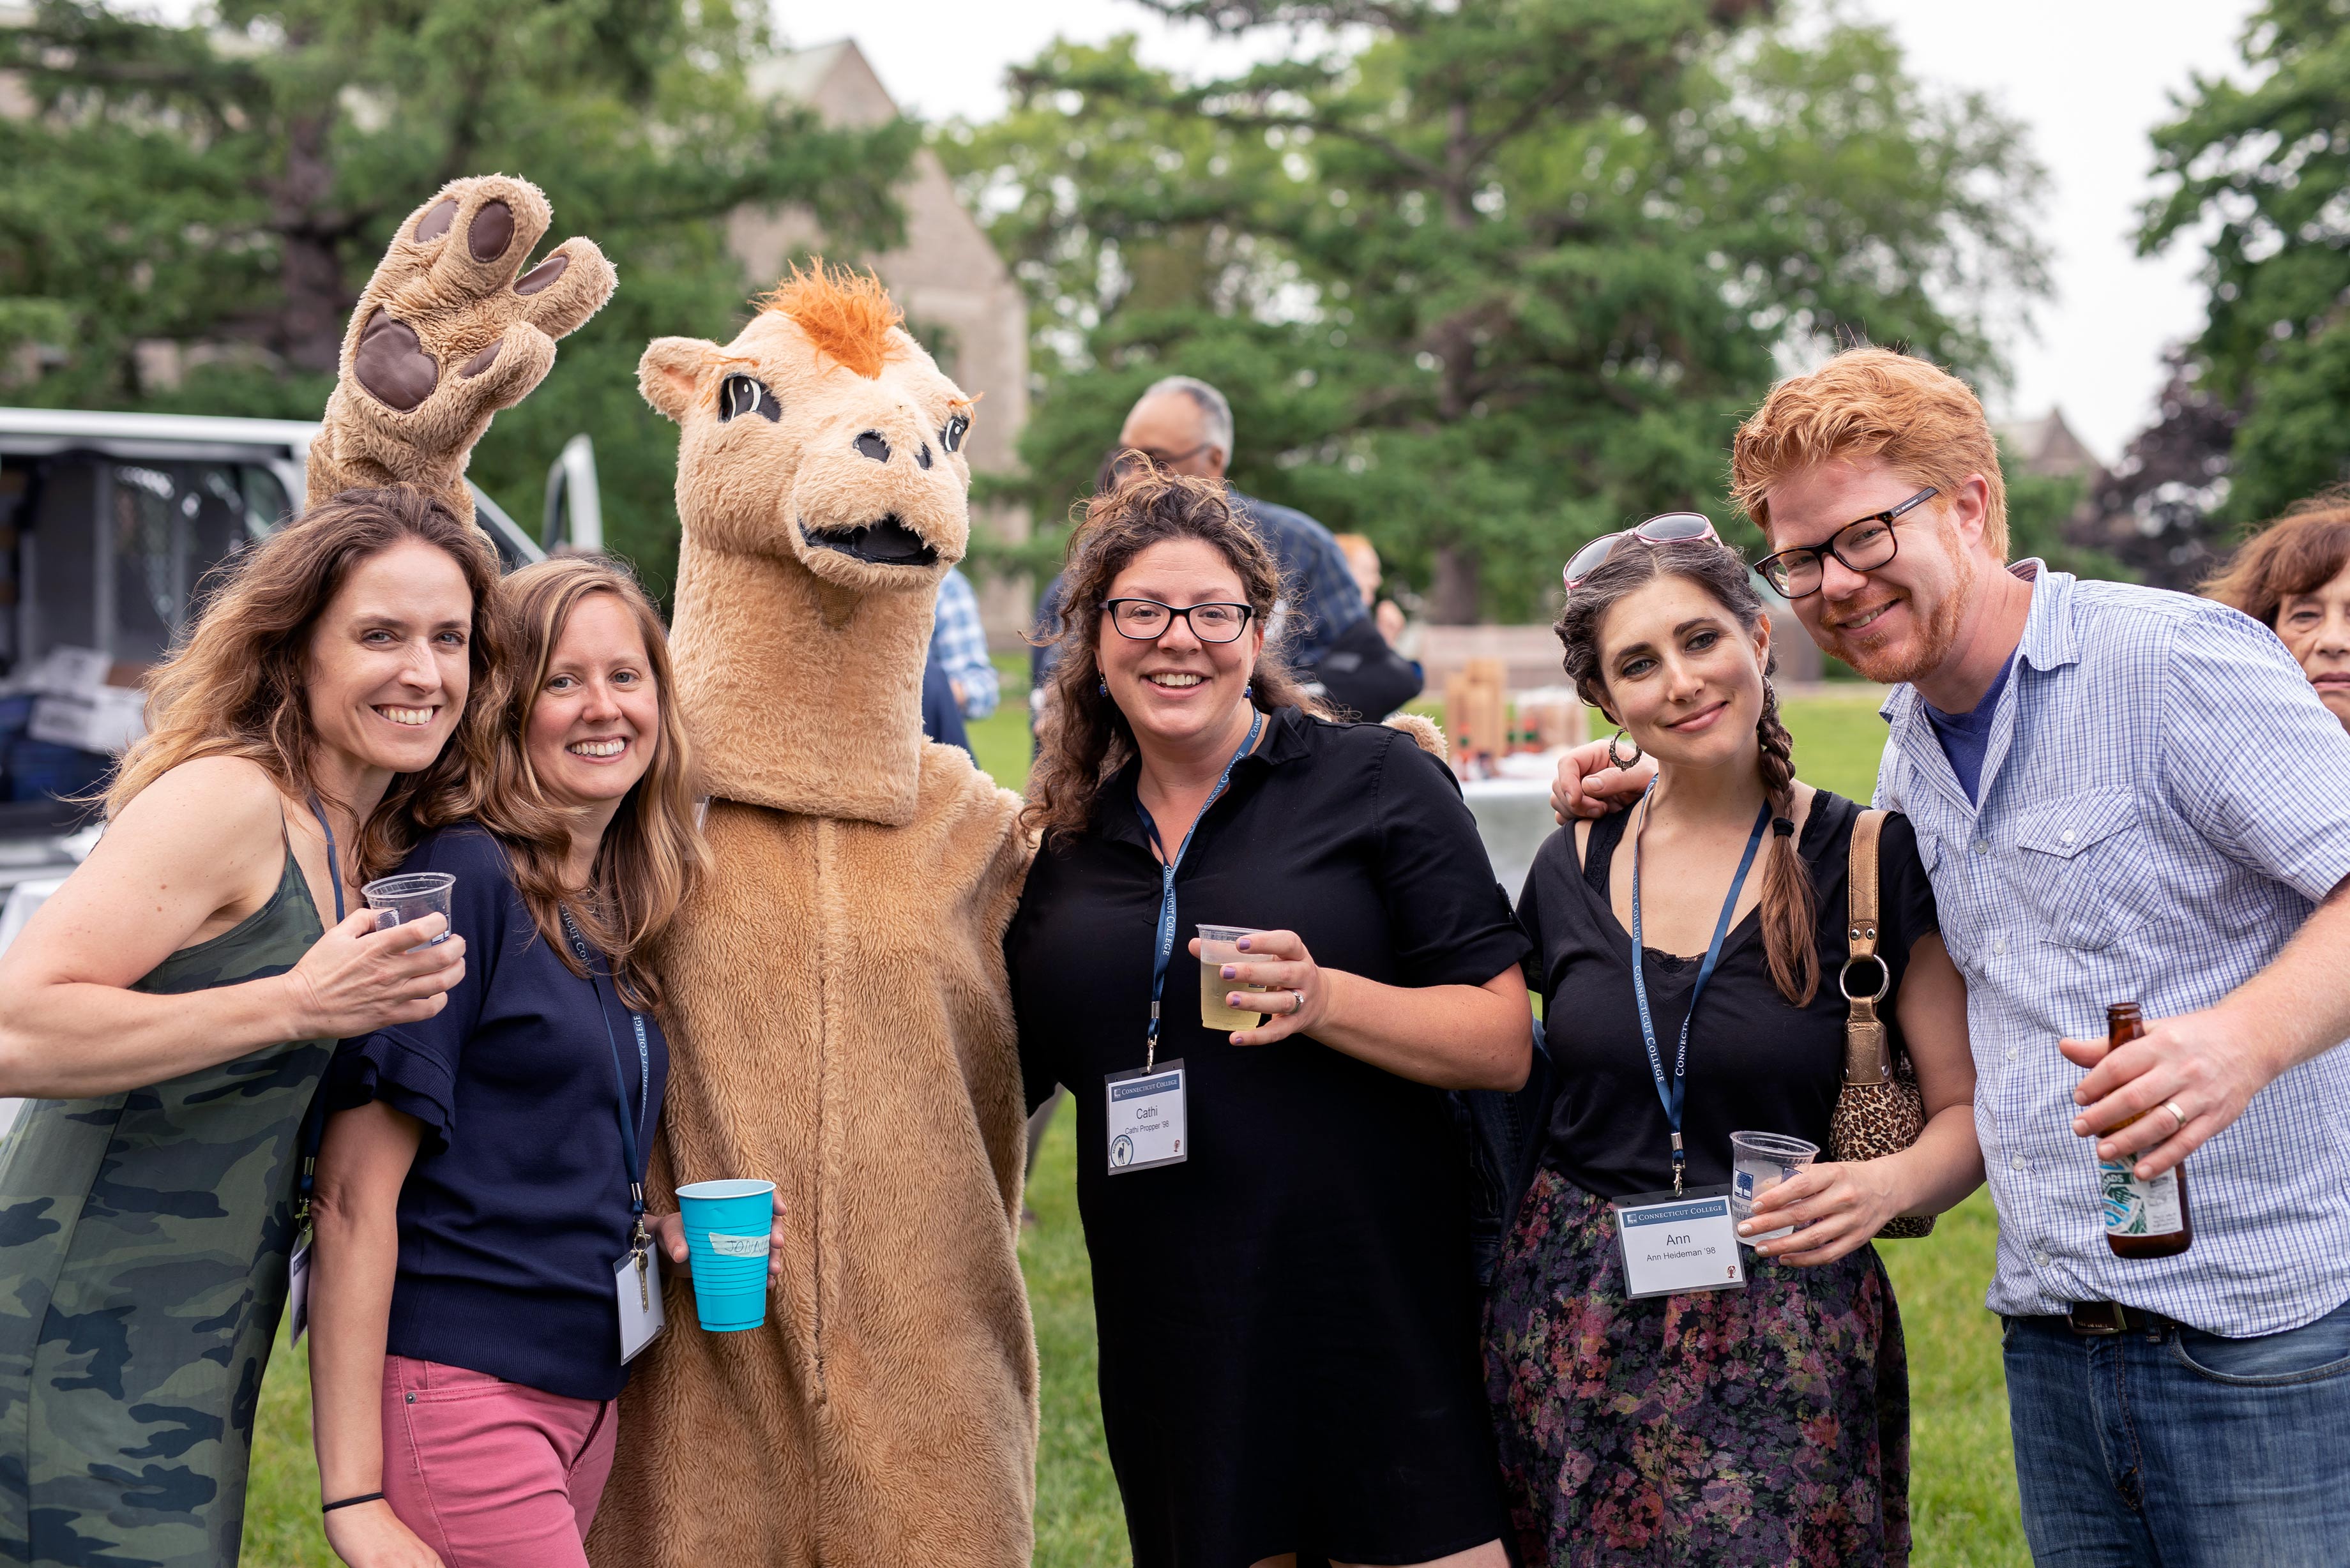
[{"x1": 2099, "y1": 1002, "x2": 2193, "y2": 1258}]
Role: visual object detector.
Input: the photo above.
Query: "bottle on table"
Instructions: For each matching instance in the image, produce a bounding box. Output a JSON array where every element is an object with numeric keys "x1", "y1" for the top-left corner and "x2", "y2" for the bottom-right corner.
[{"x1": 2099, "y1": 1002, "x2": 2193, "y2": 1259}]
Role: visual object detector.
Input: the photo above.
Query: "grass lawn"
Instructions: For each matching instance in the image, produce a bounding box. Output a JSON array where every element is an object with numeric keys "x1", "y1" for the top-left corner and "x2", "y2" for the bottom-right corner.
[{"x1": 239, "y1": 681, "x2": 2026, "y2": 1566}]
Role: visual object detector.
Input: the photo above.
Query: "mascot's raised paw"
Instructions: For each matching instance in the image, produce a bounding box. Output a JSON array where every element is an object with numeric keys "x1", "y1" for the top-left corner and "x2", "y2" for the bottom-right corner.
[{"x1": 307, "y1": 174, "x2": 618, "y2": 521}]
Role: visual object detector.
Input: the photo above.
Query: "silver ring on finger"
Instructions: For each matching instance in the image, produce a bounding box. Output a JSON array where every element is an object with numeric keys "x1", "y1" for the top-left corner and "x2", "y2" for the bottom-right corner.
[
  {"x1": 2162, "y1": 1099, "x2": 2188, "y2": 1133},
  {"x1": 1288, "y1": 988, "x2": 1305, "y2": 1016}
]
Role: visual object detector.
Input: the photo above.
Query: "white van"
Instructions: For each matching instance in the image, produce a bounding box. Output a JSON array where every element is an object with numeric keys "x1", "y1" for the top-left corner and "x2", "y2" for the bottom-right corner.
[{"x1": 0, "y1": 405, "x2": 598, "y2": 891}]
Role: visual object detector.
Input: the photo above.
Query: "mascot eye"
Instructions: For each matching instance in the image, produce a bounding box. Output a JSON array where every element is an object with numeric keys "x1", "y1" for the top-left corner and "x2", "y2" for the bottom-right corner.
[
  {"x1": 718, "y1": 374, "x2": 781, "y2": 423},
  {"x1": 940, "y1": 412, "x2": 970, "y2": 453}
]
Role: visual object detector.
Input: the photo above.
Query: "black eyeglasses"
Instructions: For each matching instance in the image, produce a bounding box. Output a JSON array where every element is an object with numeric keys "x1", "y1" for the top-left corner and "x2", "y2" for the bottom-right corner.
[
  {"x1": 1103, "y1": 598, "x2": 1255, "y2": 643},
  {"x1": 1755, "y1": 487, "x2": 1938, "y2": 598}
]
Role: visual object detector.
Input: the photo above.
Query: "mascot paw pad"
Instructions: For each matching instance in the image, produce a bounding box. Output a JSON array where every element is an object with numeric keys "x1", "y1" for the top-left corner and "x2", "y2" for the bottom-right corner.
[{"x1": 346, "y1": 176, "x2": 616, "y2": 418}]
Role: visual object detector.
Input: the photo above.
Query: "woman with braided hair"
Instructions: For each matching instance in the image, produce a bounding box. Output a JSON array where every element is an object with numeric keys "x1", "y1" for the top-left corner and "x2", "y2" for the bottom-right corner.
[{"x1": 1483, "y1": 524, "x2": 1982, "y2": 1567}]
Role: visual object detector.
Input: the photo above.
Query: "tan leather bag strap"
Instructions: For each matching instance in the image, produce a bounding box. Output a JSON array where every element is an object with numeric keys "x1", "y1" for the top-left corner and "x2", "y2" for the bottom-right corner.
[{"x1": 1842, "y1": 809, "x2": 1893, "y2": 1087}]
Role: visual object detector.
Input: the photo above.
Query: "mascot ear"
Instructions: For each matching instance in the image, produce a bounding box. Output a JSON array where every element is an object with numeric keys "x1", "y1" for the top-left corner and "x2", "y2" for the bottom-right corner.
[{"x1": 639, "y1": 337, "x2": 713, "y2": 425}]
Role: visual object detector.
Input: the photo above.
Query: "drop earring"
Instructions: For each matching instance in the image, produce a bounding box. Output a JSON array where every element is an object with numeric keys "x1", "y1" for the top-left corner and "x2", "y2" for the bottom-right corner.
[
  {"x1": 1244, "y1": 682, "x2": 1254, "y2": 702},
  {"x1": 1098, "y1": 677, "x2": 1108, "y2": 696}
]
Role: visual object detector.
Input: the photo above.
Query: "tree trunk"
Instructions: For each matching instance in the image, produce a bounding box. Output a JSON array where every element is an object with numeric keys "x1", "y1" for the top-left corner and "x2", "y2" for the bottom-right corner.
[
  {"x1": 1430, "y1": 542, "x2": 1480, "y2": 624},
  {"x1": 273, "y1": 104, "x2": 346, "y2": 374}
]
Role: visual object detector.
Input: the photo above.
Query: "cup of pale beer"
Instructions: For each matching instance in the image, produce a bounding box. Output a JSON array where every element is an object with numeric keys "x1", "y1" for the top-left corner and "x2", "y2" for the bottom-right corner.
[{"x1": 1197, "y1": 924, "x2": 1271, "y2": 1032}]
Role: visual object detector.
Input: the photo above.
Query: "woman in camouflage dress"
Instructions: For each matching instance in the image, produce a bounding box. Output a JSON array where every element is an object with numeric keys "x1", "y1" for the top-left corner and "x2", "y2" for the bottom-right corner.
[{"x1": 0, "y1": 487, "x2": 496, "y2": 1567}]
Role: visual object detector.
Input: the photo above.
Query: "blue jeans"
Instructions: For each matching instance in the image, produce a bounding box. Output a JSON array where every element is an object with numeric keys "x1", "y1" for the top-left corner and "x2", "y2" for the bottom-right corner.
[{"x1": 2003, "y1": 1295, "x2": 2350, "y2": 1566}]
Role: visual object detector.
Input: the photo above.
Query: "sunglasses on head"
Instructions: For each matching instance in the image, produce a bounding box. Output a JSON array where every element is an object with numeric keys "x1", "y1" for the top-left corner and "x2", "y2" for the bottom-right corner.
[{"x1": 1563, "y1": 512, "x2": 1723, "y2": 591}]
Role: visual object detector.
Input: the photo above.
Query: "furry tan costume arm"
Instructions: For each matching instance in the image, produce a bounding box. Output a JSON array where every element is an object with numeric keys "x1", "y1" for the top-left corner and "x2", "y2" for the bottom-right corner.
[{"x1": 307, "y1": 174, "x2": 618, "y2": 522}]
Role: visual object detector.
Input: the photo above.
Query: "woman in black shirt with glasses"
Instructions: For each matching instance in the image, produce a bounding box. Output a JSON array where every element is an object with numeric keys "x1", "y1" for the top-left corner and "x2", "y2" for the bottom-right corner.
[{"x1": 1008, "y1": 465, "x2": 1533, "y2": 1568}]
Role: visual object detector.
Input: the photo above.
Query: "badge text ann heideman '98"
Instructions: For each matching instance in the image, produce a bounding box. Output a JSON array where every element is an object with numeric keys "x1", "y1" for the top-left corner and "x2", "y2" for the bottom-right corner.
[{"x1": 1105, "y1": 1061, "x2": 1188, "y2": 1174}]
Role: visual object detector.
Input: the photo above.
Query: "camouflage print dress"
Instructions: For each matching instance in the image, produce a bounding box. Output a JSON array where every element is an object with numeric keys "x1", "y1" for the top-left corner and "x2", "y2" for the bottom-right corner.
[{"x1": 0, "y1": 843, "x2": 330, "y2": 1568}]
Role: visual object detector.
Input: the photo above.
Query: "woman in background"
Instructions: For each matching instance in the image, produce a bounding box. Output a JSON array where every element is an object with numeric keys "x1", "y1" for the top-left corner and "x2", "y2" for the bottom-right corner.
[{"x1": 2204, "y1": 494, "x2": 2350, "y2": 732}]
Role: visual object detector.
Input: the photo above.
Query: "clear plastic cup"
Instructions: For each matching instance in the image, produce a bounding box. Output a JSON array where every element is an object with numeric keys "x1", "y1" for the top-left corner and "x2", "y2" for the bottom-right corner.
[
  {"x1": 1196, "y1": 924, "x2": 1270, "y2": 1032},
  {"x1": 1729, "y1": 1130, "x2": 1819, "y2": 1243},
  {"x1": 362, "y1": 872, "x2": 455, "y2": 947}
]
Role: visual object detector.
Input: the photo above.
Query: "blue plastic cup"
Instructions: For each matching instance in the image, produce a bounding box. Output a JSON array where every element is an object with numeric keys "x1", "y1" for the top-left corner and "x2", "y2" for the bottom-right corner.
[{"x1": 675, "y1": 1178, "x2": 776, "y2": 1332}]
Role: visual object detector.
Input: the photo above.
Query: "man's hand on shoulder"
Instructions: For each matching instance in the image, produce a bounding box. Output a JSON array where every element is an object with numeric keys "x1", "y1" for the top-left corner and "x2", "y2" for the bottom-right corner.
[{"x1": 1550, "y1": 738, "x2": 1656, "y2": 824}]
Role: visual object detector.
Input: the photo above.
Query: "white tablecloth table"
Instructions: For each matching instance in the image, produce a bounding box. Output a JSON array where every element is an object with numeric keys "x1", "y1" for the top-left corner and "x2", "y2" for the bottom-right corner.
[{"x1": 1460, "y1": 775, "x2": 1561, "y2": 905}]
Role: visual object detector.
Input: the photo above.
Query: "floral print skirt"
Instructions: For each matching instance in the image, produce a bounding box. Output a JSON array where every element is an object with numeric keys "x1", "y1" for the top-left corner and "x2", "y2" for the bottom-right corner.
[{"x1": 1483, "y1": 1166, "x2": 1910, "y2": 1567}]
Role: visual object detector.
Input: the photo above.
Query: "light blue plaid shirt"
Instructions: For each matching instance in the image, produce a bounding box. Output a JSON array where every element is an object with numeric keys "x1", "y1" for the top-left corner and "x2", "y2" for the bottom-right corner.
[
  {"x1": 1875, "y1": 564, "x2": 2350, "y2": 1336},
  {"x1": 930, "y1": 566, "x2": 999, "y2": 721}
]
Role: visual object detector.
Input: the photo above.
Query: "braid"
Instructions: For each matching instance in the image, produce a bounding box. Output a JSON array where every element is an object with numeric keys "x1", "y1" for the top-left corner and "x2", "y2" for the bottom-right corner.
[{"x1": 1755, "y1": 668, "x2": 1819, "y2": 1007}]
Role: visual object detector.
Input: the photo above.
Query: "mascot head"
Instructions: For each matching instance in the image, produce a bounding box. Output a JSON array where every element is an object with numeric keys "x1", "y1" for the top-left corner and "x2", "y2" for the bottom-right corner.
[
  {"x1": 640, "y1": 262, "x2": 975, "y2": 591},
  {"x1": 644, "y1": 264, "x2": 978, "y2": 824}
]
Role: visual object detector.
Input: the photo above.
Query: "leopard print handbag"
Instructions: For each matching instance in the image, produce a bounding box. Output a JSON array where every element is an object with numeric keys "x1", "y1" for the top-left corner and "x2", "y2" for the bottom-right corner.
[{"x1": 1827, "y1": 808, "x2": 1935, "y2": 1239}]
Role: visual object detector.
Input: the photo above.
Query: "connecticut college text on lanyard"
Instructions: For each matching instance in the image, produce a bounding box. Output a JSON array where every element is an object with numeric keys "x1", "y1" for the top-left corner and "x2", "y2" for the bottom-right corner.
[
  {"x1": 1105, "y1": 708, "x2": 1265, "y2": 1175},
  {"x1": 1612, "y1": 780, "x2": 1765, "y2": 1300},
  {"x1": 562, "y1": 908, "x2": 666, "y2": 1361}
]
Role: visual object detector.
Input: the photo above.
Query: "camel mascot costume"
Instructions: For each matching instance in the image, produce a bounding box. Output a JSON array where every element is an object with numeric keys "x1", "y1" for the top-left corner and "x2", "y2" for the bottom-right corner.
[
  {"x1": 311, "y1": 177, "x2": 1038, "y2": 1566},
  {"x1": 590, "y1": 264, "x2": 1037, "y2": 1567}
]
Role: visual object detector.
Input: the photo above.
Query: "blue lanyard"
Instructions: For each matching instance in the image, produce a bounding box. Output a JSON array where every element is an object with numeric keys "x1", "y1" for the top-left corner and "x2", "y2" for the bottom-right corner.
[
  {"x1": 295, "y1": 795, "x2": 347, "y2": 1220},
  {"x1": 562, "y1": 908, "x2": 651, "y2": 1235},
  {"x1": 1132, "y1": 709, "x2": 1265, "y2": 1070},
  {"x1": 1627, "y1": 781, "x2": 1770, "y2": 1194}
]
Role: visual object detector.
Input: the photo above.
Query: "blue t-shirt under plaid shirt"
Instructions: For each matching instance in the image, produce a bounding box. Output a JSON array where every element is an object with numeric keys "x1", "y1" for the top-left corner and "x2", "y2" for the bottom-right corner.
[{"x1": 1875, "y1": 563, "x2": 2350, "y2": 1336}]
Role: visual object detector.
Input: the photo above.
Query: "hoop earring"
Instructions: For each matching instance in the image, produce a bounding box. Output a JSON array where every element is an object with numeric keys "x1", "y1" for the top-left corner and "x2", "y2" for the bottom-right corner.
[{"x1": 1607, "y1": 730, "x2": 1641, "y2": 770}]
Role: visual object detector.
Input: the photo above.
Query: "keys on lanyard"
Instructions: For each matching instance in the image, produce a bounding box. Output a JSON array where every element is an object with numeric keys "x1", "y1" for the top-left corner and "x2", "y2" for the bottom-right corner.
[
  {"x1": 1107, "y1": 708, "x2": 1265, "y2": 1177},
  {"x1": 1626, "y1": 781, "x2": 1771, "y2": 1195}
]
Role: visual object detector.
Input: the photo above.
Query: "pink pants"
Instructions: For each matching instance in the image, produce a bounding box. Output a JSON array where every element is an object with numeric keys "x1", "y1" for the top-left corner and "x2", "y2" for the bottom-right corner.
[{"x1": 381, "y1": 1355, "x2": 618, "y2": 1568}]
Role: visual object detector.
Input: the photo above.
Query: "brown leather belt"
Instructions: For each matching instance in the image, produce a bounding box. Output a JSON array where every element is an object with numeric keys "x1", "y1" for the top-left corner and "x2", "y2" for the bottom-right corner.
[{"x1": 2053, "y1": 1301, "x2": 2179, "y2": 1336}]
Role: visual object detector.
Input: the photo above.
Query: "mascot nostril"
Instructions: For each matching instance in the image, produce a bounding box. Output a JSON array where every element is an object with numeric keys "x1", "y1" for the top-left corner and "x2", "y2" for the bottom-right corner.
[
  {"x1": 802, "y1": 515, "x2": 939, "y2": 567},
  {"x1": 916, "y1": 442, "x2": 932, "y2": 471},
  {"x1": 854, "y1": 430, "x2": 891, "y2": 463}
]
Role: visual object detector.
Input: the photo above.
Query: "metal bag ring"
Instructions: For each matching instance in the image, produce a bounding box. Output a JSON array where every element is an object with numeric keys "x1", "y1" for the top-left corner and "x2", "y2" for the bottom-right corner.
[{"x1": 1839, "y1": 954, "x2": 1891, "y2": 1002}]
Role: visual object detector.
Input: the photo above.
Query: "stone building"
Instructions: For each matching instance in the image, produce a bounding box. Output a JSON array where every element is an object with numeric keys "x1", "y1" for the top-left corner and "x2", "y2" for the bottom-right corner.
[
  {"x1": 1997, "y1": 407, "x2": 2102, "y2": 479},
  {"x1": 732, "y1": 40, "x2": 1033, "y2": 646}
]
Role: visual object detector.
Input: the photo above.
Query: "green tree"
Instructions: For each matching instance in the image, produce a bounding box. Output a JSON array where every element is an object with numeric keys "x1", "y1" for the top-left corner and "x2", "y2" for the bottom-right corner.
[
  {"x1": 2141, "y1": 0, "x2": 2350, "y2": 526},
  {"x1": 942, "y1": 0, "x2": 2047, "y2": 621},
  {"x1": 0, "y1": 0, "x2": 917, "y2": 592}
]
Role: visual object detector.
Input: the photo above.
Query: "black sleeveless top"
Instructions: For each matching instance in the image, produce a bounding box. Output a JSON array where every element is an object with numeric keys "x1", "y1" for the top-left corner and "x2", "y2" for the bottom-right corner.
[{"x1": 1517, "y1": 790, "x2": 1940, "y2": 1201}]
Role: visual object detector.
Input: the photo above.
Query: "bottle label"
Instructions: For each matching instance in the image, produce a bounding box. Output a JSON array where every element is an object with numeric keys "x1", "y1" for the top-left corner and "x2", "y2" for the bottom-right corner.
[{"x1": 2100, "y1": 1158, "x2": 2185, "y2": 1237}]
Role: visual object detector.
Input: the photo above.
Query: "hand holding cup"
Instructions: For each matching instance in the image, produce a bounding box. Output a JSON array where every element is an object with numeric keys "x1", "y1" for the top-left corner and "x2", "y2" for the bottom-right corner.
[
  {"x1": 284, "y1": 907, "x2": 466, "y2": 1040},
  {"x1": 650, "y1": 1207, "x2": 788, "y2": 1281}
]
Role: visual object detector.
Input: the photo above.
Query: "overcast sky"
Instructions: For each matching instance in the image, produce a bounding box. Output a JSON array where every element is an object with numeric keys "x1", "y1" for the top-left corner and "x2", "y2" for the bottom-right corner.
[{"x1": 773, "y1": 0, "x2": 2264, "y2": 464}]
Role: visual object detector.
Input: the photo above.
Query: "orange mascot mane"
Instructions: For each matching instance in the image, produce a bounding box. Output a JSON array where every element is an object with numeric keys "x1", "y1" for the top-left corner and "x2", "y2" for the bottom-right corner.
[{"x1": 758, "y1": 259, "x2": 904, "y2": 379}]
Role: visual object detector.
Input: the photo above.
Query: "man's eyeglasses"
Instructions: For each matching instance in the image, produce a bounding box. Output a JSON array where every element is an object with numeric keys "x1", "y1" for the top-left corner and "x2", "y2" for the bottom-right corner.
[
  {"x1": 1103, "y1": 598, "x2": 1255, "y2": 643},
  {"x1": 1755, "y1": 487, "x2": 1938, "y2": 599},
  {"x1": 1563, "y1": 512, "x2": 1722, "y2": 591},
  {"x1": 1113, "y1": 442, "x2": 1215, "y2": 477}
]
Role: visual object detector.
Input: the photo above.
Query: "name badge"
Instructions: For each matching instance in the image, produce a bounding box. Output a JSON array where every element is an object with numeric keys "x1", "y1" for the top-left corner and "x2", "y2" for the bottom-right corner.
[
  {"x1": 1612, "y1": 1186, "x2": 1747, "y2": 1300},
  {"x1": 614, "y1": 1240, "x2": 666, "y2": 1363},
  {"x1": 1105, "y1": 1060, "x2": 1187, "y2": 1174},
  {"x1": 287, "y1": 1232, "x2": 313, "y2": 1347}
]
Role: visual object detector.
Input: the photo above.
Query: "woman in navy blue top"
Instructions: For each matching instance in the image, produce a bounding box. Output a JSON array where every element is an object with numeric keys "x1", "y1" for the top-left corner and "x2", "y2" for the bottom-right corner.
[{"x1": 307, "y1": 559, "x2": 718, "y2": 1568}]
